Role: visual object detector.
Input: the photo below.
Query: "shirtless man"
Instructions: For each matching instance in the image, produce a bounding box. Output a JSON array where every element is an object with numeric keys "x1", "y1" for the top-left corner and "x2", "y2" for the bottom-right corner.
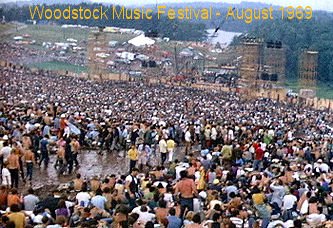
[
  {"x1": 24, "y1": 147, "x2": 35, "y2": 183},
  {"x1": 7, "y1": 150, "x2": 20, "y2": 188}
]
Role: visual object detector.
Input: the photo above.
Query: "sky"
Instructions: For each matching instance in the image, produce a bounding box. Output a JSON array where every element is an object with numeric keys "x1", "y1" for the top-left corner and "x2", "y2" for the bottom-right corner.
[
  {"x1": 1, "y1": 0, "x2": 332, "y2": 11},
  {"x1": 94, "y1": 0, "x2": 332, "y2": 11}
]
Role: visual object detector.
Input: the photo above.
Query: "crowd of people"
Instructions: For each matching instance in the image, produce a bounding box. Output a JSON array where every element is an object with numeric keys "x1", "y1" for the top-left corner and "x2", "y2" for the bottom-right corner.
[{"x1": 0, "y1": 63, "x2": 333, "y2": 228}]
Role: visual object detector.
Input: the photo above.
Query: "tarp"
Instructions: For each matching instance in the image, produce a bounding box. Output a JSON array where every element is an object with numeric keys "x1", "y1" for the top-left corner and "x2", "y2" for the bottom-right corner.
[
  {"x1": 68, "y1": 123, "x2": 81, "y2": 135},
  {"x1": 128, "y1": 34, "x2": 155, "y2": 47}
]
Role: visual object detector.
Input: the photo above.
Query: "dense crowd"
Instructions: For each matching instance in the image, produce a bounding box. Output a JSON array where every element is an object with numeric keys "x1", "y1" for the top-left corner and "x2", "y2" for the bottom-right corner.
[{"x1": 0, "y1": 64, "x2": 333, "y2": 228}]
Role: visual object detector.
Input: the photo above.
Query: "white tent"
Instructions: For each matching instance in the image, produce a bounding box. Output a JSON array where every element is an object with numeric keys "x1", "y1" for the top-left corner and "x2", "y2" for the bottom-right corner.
[{"x1": 128, "y1": 34, "x2": 155, "y2": 47}]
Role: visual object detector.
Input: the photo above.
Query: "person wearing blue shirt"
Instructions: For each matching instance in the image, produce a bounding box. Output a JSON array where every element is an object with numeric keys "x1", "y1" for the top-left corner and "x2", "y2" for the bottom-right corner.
[
  {"x1": 91, "y1": 188, "x2": 107, "y2": 210},
  {"x1": 39, "y1": 135, "x2": 50, "y2": 168},
  {"x1": 167, "y1": 208, "x2": 182, "y2": 228}
]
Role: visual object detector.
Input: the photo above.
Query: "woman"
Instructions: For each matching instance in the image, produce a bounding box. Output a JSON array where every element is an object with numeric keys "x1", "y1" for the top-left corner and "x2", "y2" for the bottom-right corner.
[{"x1": 55, "y1": 199, "x2": 70, "y2": 220}]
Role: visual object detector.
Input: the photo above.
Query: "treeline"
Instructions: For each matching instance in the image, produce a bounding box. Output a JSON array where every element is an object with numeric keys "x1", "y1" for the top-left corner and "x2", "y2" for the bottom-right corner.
[{"x1": 0, "y1": 3, "x2": 207, "y2": 41}]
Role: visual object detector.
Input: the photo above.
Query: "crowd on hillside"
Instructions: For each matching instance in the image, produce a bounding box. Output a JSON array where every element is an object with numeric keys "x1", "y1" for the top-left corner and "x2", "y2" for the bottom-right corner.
[{"x1": 0, "y1": 64, "x2": 333, "y2": 228}]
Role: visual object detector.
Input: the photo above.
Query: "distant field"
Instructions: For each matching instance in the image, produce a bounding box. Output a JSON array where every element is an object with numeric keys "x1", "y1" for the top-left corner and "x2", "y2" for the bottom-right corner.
[
  {"x1": 5, "y1": 24, "x2": 89, "y2": 43},
  {"x1": 285, "y1": 79, "x2": 333, "y2": 99},
  {"x1": 27, "y1": 61, "x2": 87, "y2": 73},
  {"x1": 5, "y1": 24, "x2": 136, "y2": 44},
  {"x1": 0, "y1": 24, "x2": 13, "y2": 33}
]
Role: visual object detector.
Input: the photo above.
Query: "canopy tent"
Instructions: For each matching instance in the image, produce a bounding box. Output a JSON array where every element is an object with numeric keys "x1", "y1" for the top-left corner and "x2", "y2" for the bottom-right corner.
[{"x1": 128, "y1": 34, "x2": 155, "y2": 47}]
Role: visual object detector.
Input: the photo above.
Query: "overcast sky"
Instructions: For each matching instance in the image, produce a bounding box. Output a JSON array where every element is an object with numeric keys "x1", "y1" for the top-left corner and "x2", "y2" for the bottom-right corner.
[
  {"x1": 2, "y1": 0, "x2": 332, "y2": 11},
  {"x1": 93, "y1": 0, "x2": 332, "y2": 11}
]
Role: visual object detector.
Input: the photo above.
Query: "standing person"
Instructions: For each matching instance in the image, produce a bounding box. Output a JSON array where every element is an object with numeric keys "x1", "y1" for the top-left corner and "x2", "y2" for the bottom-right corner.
[
  {"x1": 254, "y1": 143, "x2": 264, "y2": 171},
  {"x1": 0, "y1": 141, "x2": 12, "y2": 170},
  {"x1": 7, "y1": 150, "x2": 20, "y2": 189},
  {"x1": 12, "y1": 142, "x2": 25, "y2": 183},
  {"x1": 184, "y1": 128, "x2": 192, "y2": 155},
  {"x1": 65, "y1": 137, "x2": 73, "y2": 174},
  {"x1": 125, "y1": 167, "x2": 140, "y2": 209},
  {"x1": 167, "y1": 138, "x2": 176, "y2": 163},
  {"x1": 39, "y1": 135, "x2": 50, "y2": 168},
  {"x1": 175, "y1": 170, "x2": 197, "y2": 219},
  {"x1": 159, "y1": 137, "x2": 168, "y2": 166},
  {"x1": 59, "y1": 114, "x2": 67, "y2": 138},
  {"x1": 2, "y1": 162, "x2": 11, "y2": 188},
  {"x1": 24, "y1": 147, "x2": 35, "y2": 183},
  {"x1": 70, "y1": 136, "x2": 80, "y2": 167},
  {"x1": 127, "y1": 145, "x2": 138, "y2": 173}
]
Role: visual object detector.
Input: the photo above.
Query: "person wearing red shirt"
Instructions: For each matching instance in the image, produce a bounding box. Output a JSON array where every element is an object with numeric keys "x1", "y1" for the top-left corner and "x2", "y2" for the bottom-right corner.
[{"x1": 254, "y1": 143, "x2": 264, "y2": 171}]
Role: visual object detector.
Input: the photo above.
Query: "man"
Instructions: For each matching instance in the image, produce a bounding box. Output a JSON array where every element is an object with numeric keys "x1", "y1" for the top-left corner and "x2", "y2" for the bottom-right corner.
[
  {"x1": 7, "y1": 150, "x2": 20, "y2": 188},
  {"x1": 39, "y1": 134, "x2": 50, "y2": 168},
  {"x1": 70, "y1": 136, "x2": 80, "y2": 167},
  {"x1": 159, "y1": 137, "x2": 167, "y2": 165},
  {"x1": 65, "y1": 137, "x2": 73, "y2": 174},
  {"x1": 125, "y1": 167, "x2": 140, "y2": 209},
  {"x1": 184, "y1": 128, "x2": 192, "y2": 155},
  {"x1": 166, "y1": 137, "x2": 176, "y2": 163},
  {"x1": 127, "y1": 145, "x2": 138, "y2": 173},
  {"x1": 76, "y1": 182, "x2": 91, "y2": 207},
  {"x1": 167, "y1": 207, "x2": 182, "y2": 228},
  {"x1": 0, "y1": 141, "x2": 11, "y2": 169},
  {"x1": 24, "y1": 146, "x2": 35, "y2": 182},
  {"x1": 91, "y1": 188, "x2": 107, "y2": 210},
  {"x1": 175, "y1": 170, "x2": 197, "y2": 218},
  {"x1": 23, "y1": 188, "x2": 39, "y2": 211},
  {"x1": 254, "y1": 143, "x2": 264, "y2": 171},
  {"x1": 282, "y1": 189, "x2": 297, "y2": 222}
]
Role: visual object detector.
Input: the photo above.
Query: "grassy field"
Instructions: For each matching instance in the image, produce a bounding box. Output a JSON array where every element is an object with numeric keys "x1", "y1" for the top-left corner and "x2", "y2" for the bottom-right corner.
[
  {"x1": 27, "y1": 61, "x2": 87, "y2": 73},
  {"x1": 285, "y1": 79, "x2": 333, "y2": 99},
  {"x1": 4, "y1": 24, "x2": 136, "y2": 44}
]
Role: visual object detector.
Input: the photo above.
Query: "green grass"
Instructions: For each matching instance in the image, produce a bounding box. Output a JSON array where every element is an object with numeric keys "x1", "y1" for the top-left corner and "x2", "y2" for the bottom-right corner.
[
  {"x1": 0, "y1": 24, "x2": 14, "y2": 33},
  {"x1": 5, "y1": 24, "x2": 89, "y2": 44},
  {"x1": 285, "y1": 79, "x2": 333, "y2": 99},
  {"x1": 27, "y1": 61, "x2": 87, "y2": 73}
]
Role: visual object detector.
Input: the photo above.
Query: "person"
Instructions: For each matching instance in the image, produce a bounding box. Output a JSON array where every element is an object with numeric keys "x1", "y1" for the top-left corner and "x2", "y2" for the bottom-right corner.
[
  {"x1": 1, "y1": 162, "x2": 11, "y2": 188},
  {"x1": 91, "y1": 188, "x2": 107, "y2": 210},
  {"x1": 55, "y1": 199, "x2": 71, "y2": 219},
  {"x1": 0, "y1": 141, "x2": 11, "y2": 169},
  {"x1": 167, "y1": 137, "x2": 176, "y2": 163},
  {"x1": 167, "y1": 207, "x2": 182, "y2": 228},
  {"x1": 175, "y1": 170, "x2": 197, "y2": 219},
  {"x1": 184, "y1": 129, "x2": 192, "y2": 155},
  {"x1": 24, "y1": 146, "x2": 35, "y2": 182},
  {"x1": 159, "y1": 137, "x2": 168, "y2": 165},
  {"x1": 254, "y1": 143, "x2": 264, "y2": 171},
  {"x1": 75, "y1": 182, "x2": 91, "y2": 207},
  {"x1": 70, "y1": 136, "x2": 80, "y2": 167},
  {"x1": 73, "y1": 173, "x2": 84, "y2": 191},
  {"x1": 125, "y1": 167, "x2": 140, "y2": 209},
  {"x1": 8, "y1": 204, "x2": 25, "y2": 228},
  {"x1": 7, "y1": 150, "x2": 20, "y2": 188},
  {"x1": 23, "y1": 188, "x2": 39, "y2": 211},
  {"x1": 39, "y1": 134, "x2": 50, "y2": 168},
  {"x1": 65, "y1": 137, "x2": 74, "y2": 174},
  {"x1": 128, "y1": 144, "x2": 138, "y2": 173}
]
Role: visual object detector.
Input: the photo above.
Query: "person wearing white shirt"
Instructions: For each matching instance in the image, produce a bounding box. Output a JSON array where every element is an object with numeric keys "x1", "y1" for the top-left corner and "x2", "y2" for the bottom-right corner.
[
  {"x1": 159, "y1": 138, "x2": 167, "y2": 165},
  {"x1": 137, "y1": 205, "x2": 155, "y2": 225},
  {"x1": 282, "y1": 191, "x2": 297, "y2": 221},
  {"x1": 75, "y1": 183, "x2": 91, "y2": 207},
  {"x1": 1, "y1": 164, "x2": 11, "y2": 187},
  {"x1": 185, "y1": 129, "x2": 192, "y2": 155},
  {"x1": 0, "y1": 141, "x2": 12, "y2": 163}
]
